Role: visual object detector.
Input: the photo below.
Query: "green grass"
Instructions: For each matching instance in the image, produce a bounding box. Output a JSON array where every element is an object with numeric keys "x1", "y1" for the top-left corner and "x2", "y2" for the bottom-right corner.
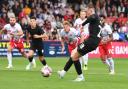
[{"x1": 0, "y1": 57, "x2": 128, "y2": 89}]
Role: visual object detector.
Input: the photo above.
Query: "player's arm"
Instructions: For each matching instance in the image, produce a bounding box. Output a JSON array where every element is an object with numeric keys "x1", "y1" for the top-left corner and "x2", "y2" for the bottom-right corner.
[
  {"x1": 0, "y1": 28, "x2": 5, "y2": 35},
  {"x1": 15, "y1": 29, "x2": 23, "y2": 36},
  {"x1": 10, "y1": 24, "x2": 24, "y2": 36},
  {"x1": 26, "y1": 31, "x2": 30, "y2": 45},
  {"x1": 102, "y1": 25, "x2": 113, "y2": 44},
  {"x1": 82, "y1": 15, "x2": 94, "y2": 26},
  {"x1": 60, "y1": 37, "x2": 65, "y2": 53},
  {"x1": 80, "y1": 33, "x2": 86, "y2": 43},
  {"x1": 33, "y1": 28, "x2": 48, "y2": 39},
  {"x1": 33, "y1": 33, "x2": 48, "y2": 39},
  {"x1": 74, "y1": 20, "x2": 77, "y2": 29},
  {"x1": 107, "y1": 34, "x2": 113, "y2": 42}
]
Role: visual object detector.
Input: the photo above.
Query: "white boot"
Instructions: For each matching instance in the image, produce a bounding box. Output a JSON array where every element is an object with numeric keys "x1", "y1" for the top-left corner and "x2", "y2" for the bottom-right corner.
[
  {"x1": 57, "y1": 70, "x2": 66, "y2": 78},
  {"x1": 109, "y1": 70, "x2": 115, "y2": 75},
  {"x1": 74, "y1": 74, "x2": 85, "y2": 82},
  {"x1": 6, "y1": 65, "x2": 13, "y2": 69},
  {"x1": 26, "y1": 63, "x2": 33, "y2": 70}
]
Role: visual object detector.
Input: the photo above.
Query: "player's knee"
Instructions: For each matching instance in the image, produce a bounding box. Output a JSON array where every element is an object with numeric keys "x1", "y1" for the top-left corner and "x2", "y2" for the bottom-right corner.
[
  {"x1": 71, "y1": 51, "x2": 79, "y2": 61},
  {"x1": 100, "y1": 57, "x2": 106, "y2": 63},
  {"x1": 37, "y1": 50, "x2": 44, "y2": 56}
]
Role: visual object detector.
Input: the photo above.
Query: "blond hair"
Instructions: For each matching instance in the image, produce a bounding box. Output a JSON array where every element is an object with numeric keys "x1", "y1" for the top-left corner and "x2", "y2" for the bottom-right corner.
[{"x1": 63, "y1": 21, "x2": 71, "y2": 26}]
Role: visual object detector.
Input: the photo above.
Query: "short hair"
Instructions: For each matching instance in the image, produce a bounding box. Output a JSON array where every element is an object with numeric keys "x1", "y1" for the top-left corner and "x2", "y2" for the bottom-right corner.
[
  {"x1": 87, "y1": 3, "x2": 94, "y2": 9},
  {"x1": 63, "y1": 21, "x2": 71, "y2": 26},
  {"x1": 100, "y1": 15, "x2": 106, "y2": 19},
  {"x1": 30, "y1": 16, "x2": 36, "y2": 20},
  {"x1": 80, "y1": 10, "x2": 87, "y2": 13},
  {"x1": 9, "y1": 16, "x2": 16, "y2": 19}
]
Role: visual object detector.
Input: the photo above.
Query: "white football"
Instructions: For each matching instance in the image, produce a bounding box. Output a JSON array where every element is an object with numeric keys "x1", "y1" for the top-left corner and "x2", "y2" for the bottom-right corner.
[{"x1": 41, "y1": 66, "x2": 52, "y2": 77}]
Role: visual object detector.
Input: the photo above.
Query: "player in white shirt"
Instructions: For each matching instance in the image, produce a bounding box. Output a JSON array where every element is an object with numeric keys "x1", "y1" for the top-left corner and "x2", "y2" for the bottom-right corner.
[
  {"x1": 0, "y1": 17, "x2": 36, "y2": 69},
  {"x1": 99, "y1": 15, "x2": 115, "y2": 74},
  {"x1": 58, "y1": 21, "x2": 82, "y2": 78},
  {"x1": 74, "y1": 10, "x2": 89, "y2": 70}
]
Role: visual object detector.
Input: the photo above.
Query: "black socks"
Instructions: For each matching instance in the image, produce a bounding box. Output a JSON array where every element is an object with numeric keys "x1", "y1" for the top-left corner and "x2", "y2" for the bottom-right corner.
[
  {"x1": 41, "y1": 59, "x2": 47, "y2": 66},
  {"x1": 74, "y1": 60, "x2": 82, "y2": 75},
  {"x1": 28, "y1": 57, "x2": 33, "y2": 62},
  {"x1": 64, "y1": 57, "x2": 73, "y2": 72}
]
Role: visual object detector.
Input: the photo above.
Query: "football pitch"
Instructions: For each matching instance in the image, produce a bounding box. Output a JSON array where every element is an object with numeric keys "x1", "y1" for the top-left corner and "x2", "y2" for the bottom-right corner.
[{"x1": 0, "y1": 57, "x2": 128, "y2": 89}]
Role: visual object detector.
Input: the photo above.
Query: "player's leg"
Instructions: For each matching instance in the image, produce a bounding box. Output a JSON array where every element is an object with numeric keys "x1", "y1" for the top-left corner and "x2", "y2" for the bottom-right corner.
[
  {"x1": 58, "y1": 45, "x2": 74, "y2": 78},
  {"x1": 57, "y1": 57, "x2": 73, "y2": 78},
  {"x1": 79, "y1": 57, "x2": 83, "y2": 68},
  {"x1": 106, "y1": 44, "x2": 114, "y2": 74},
  {"x1": 20, "y1": 50, "x2": 36, "y2": 69},
  {"x1": 17, "y1": 41, "x2": 27, "y2": 58},
  {"x1": 17, "y1": 42, "x2": 37, "y2": 69},
  {"x1": 32, "y1": 58, "x2": 36, "y2": 68},
  {"x1": 6, "y1": 43, "x2": 13, "y2": 68},
  {"x1": 71, "y1": 48, "x2": 85, "y2": 82},
  {"x1": 99, "y1": 45, "x2": 110, "y2": 67},
  {"x1": 82, "y1": 54, "x2": 88, "y2": 70},
  {"x1": 26, "y1": 50, "x2": 35, "y2": 70},
  {"x1": 37, "y1": 50, "x2": 48, "y2": 66},
  {"x1": 26, "y1": 41, "x2": 38, "y2": 70},
  {"x1": 107, "y1": 57, "x2": 115, "y2": 75},
  {"x1": 37, "y1": 50, "x2": 52, "y2": 73},
  {"x1": 16, "y1": 39, "x2": 36, "y2": 70},
  {"x1": 106, "y1": 43, "x2": 115, "y2": 74},
  {"x1": 71, "y1": 39, "x2": 99, "y2": 82}
]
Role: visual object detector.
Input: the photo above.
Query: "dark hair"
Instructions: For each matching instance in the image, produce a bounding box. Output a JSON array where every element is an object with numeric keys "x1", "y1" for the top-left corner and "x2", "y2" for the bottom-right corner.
[
  {"x1": 30, "y1": 16, "x2": 36, "y2": 20},
  {"x1": 100, "y1": 15, "x2": 106, "y2": 19}
]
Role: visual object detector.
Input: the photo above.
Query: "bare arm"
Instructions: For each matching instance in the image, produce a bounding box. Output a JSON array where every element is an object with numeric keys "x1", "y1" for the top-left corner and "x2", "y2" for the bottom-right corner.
[
  {"x1": 26, "y1": 31, "x2": 30, "y2": 45},
  {"x1": 80, "y1": 34, "x2": 86, "y2": 43},
  {"x1": 0, "y1": 28, "x2": 5, "y2": 35},
  {"x1": 60, "y1": 38, "x2": 65, "y2": 53},
  {"x1": 16, "y1": 29, "x2": 23, "y2": 36},
  {"x1": 33, "y1": 33, "x2": 48, "y2": 39}
]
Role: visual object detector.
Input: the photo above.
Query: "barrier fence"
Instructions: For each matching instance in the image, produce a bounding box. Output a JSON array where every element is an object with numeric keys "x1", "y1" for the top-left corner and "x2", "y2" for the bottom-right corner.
[{"x1": 0, "y1": 41, "x2": 128, "y2": 58}]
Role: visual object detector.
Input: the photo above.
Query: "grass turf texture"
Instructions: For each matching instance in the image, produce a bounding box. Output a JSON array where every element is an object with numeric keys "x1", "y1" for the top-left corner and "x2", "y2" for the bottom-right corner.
[{"x1": 0, "y1": 57, "x2": 128, "y2": 89}]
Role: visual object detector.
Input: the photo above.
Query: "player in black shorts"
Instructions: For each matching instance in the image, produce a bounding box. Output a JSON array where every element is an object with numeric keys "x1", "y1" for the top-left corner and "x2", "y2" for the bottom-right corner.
[
  {"x1": 58, "y1": 4, "x2": 101, "y2": 82},
  {"x1": 26, "y1": 16, "x2": 49, "y2": 70}
]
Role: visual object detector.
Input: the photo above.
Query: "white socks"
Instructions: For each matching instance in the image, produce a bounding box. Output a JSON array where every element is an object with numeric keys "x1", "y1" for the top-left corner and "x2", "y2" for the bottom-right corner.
[
  {"x1": 79, "y1": 54, "x2": 88, "y2": 67},
  {"x1": 105, "y1": 59, "x2": 110, "y2": 67},
  {"x1": 82, "y1": 54, "x2": 88, "y2": 65},
  {"x1": 108, "y1": 58, "x2": 115, "y2": 72},
  {"x1": 104, "y1": 58, "x2": 115, "y2": 72},
  {"x1": 7, "y1": 52, "x2": 12, "y2": 66}
]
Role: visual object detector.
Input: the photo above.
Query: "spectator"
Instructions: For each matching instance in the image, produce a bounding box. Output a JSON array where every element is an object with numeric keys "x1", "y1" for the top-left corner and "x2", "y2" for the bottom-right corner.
[
  {"x1": 55, "y1": 15, "x2": 63, "y2": 29},
  {"x1": 50, "y1": 28, "x2": 59, "y2": 40},
  {"x1": 12, "y1": 1, "x2": 21, "y2": 16},
  {"x1": 1, "y1": 30, "x2": 9, "y2": 40},
  {"x1": 23, "y1": 4, "x2": 31, "y2": 16},
  {"x1": 118, "y1": 12, "x2": 127, "y2": 27},
  {"x1": 7, "y1": 8, "x2": 15, "y2": 18},
  {"x1": 0, "y1": 15, "x2": 6, "y2": 29},
  {"x1": 0, "y1": 0, "x2": 127, "y2": 42},
  {"x1": 18, "y1": 9, "x2": 26, "y2": 21}
]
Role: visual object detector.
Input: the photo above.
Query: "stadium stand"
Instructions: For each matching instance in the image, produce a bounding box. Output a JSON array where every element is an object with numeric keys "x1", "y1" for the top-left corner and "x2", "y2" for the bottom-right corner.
[{"x1": 0, "y1": 0, "x2": 128, "y2": 41}]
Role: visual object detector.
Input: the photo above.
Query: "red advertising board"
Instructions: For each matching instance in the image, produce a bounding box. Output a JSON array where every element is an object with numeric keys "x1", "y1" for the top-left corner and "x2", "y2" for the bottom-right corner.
[{"x1": 89, "y1": 42, "x2": 128, "y2": 58}]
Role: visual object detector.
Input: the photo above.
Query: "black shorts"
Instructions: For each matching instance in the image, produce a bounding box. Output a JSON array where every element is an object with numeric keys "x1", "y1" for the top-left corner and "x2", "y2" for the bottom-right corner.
[
  {"x1": 77, "y1": 37, "x2": 101, "y2": 56},
  {"x1": 30, "y1": 42, "x2": 44, "y2": 56}
]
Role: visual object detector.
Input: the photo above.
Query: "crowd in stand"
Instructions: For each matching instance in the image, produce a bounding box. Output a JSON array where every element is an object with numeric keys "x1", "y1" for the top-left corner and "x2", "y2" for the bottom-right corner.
[{"x1": 0, "y1": 0, "x2": 128, "y2": 41}]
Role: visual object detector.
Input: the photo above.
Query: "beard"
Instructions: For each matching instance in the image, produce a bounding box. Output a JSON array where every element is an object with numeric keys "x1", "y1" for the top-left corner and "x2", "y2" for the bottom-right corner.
[{"x1": 10, "y1": 23, "x2": 15, "y2": 26}]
